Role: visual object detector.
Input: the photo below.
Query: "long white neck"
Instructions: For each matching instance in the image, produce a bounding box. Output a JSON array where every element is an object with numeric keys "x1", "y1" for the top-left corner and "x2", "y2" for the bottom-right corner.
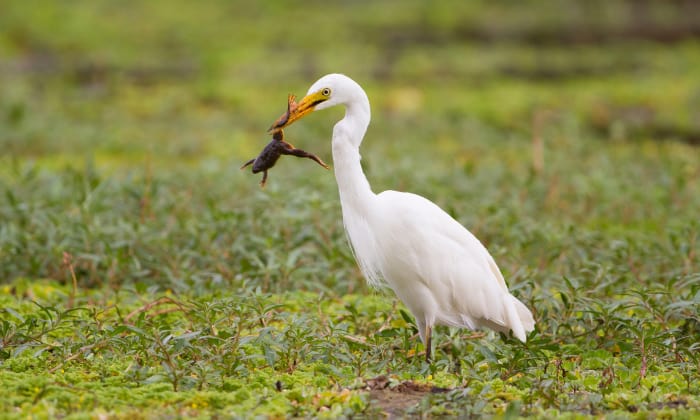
[
  {"x1": 330, "y1": 91, "x2": 384, "y2": 285},
  {"x1": 331, "y1": 99, "x2": 374, "y2": 214}
]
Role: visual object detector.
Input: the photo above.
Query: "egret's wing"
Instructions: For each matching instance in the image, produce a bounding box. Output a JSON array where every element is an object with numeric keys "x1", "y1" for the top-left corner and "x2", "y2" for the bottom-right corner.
[
  {"x1": 374, "y1": 190, "x2": 533, "y2": 339},
  {"x1": 376, "y1": 190, "x2": 501, "y2": 284}
]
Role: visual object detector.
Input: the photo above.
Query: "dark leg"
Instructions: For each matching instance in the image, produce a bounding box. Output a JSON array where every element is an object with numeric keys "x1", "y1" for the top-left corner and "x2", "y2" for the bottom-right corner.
[
  {"x1": 284, "y1": 148, "x2": 329, "y2": 169},
  {"x1": 240, "y1": 158, "x2": 255, "y2": 170},
  {"x1": 260, "y1": 170, "x2": 268, "y2": 188},
  {"x1": 425, "y1": 325, "x2": 432, "y2": 363}
]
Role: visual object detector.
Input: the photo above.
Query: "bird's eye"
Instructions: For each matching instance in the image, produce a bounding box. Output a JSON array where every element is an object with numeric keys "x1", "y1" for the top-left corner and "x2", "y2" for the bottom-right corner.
[{"x1": 322, "y1": 88, "x2": 331, "y2": 96}]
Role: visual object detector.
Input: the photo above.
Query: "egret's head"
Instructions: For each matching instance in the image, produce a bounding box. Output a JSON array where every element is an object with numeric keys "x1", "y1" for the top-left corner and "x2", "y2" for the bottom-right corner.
[{"x1": 269, "y1": 74, "x2": 367, "y2": 131}]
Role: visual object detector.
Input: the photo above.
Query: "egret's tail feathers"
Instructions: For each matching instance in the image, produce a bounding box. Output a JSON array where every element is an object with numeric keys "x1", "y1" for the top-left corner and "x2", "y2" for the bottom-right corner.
[
  {"x1": 506, "y1": 295, "x2": 535, "y2": 342},
  {"x1": 514, "y1": 296, "x2": 535, "y2": 332}
]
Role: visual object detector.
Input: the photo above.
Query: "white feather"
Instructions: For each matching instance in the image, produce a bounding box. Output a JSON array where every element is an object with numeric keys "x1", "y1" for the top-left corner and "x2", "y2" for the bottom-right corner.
[{"x1": 305, "y1": 73, "x2": 534, "y2": 343}]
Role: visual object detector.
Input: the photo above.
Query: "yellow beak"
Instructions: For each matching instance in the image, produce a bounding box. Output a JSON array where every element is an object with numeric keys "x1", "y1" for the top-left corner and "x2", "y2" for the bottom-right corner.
[{"x1": 268, "y1": 90, "x2": 328, "y2": 132}]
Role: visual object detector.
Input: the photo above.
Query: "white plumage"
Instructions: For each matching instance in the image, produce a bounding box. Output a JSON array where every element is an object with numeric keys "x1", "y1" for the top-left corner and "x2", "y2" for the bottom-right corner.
[{"x1": 278, "y1": 73, "x2": 535, "y2": 360}]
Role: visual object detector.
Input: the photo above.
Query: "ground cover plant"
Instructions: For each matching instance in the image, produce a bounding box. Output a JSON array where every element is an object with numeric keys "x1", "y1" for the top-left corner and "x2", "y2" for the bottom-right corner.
[{"x1": 1, "y1": 0, "x2": 699, "y2": 418}]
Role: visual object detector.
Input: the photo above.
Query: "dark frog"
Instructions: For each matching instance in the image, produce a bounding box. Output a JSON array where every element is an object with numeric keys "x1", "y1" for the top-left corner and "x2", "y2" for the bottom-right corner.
[
  {"x1": 242, "y1": 94, "x2": 329, "y2": 187},
  {"x1": 241, "y1": 129, "x2": 329, "y2": 187}
]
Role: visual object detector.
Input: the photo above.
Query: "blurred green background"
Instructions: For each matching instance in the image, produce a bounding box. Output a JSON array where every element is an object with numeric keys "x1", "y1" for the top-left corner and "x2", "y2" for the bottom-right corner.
[
  {"x1": 1, "y1": 0, "x2": 699, "y2": 290},
  {"x1": 2, "y1": 0, "x2": 699, "y2": 167}
]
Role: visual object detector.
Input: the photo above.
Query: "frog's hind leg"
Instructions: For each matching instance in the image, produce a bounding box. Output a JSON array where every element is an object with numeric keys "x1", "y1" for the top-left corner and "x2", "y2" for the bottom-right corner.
[
  {"x1": 286, "y1": 149, "x2": 329, "y2": 169},
  {"x1": 241, "y1": 158, "x2": 256, "y2": 170},
  {"x1": 259, "y1": 170, "x2": 269, "y2": 188}
]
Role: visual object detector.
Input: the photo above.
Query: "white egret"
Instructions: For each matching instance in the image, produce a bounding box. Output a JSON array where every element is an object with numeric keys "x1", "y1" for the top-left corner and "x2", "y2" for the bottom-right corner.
[{"x1": 272, "y1": 74, "x2": 535, "y2": 361}]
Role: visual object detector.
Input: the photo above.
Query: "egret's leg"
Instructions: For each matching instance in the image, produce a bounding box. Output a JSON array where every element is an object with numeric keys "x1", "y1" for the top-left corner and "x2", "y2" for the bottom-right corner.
[{"x1": 425, "y1": 325, "x2": 432, "y2": 363}]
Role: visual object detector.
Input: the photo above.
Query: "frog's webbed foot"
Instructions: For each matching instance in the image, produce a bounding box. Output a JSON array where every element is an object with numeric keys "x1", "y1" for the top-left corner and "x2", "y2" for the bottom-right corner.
[{"x1": 268, "y1": 96, "x2": 298, "y2": 132}]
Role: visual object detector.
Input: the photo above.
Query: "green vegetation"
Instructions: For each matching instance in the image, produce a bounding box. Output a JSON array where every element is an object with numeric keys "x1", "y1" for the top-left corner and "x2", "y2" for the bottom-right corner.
[{"x1": 1, "y1": 0, "x2": 699, "y2": 418}]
